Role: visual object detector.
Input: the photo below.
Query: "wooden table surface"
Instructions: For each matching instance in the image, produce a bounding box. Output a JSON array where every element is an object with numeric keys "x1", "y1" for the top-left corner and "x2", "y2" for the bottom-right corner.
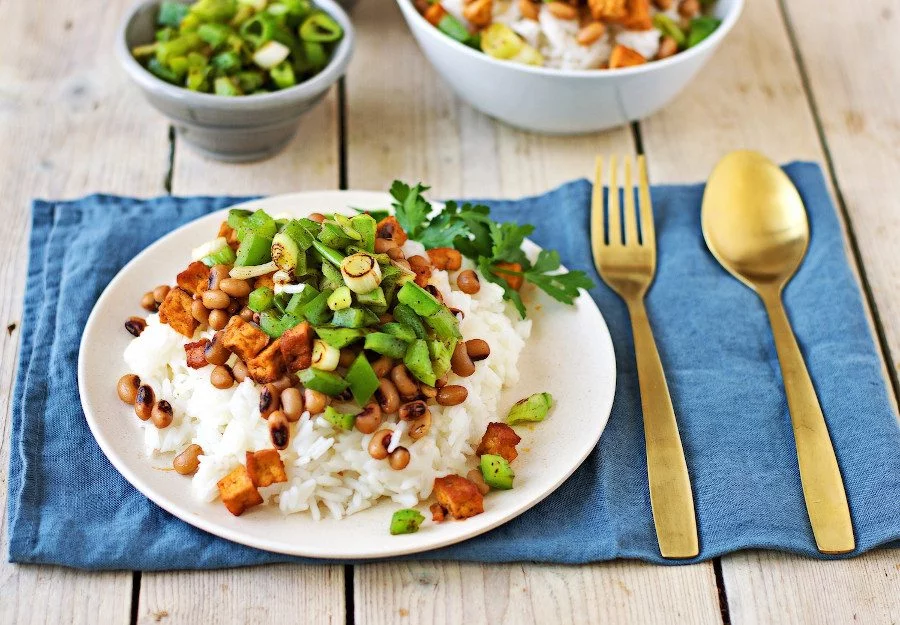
[{"x1": 1, "y1": 0, "x2": 898, "y2": 623}]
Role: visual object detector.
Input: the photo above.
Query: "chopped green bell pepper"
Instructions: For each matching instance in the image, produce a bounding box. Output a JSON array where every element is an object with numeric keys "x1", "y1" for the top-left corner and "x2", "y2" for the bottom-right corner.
[
  {"x1": 381, "y1": 322, "x2": 417, "y2": 343},
  {"x1": 392, "y1": 304, "x2": 427, "y2": 339},
  {"x1": 298, "y1": 368, "x2": 349, "y2": 395},
  {"x1": 480, "y1": 454, "x2": 514, "y2": 489},
  {"x1": 322, "y1": 405, "x2": 355, "y2": 430},
  {"x1": 506, "y1": 392, "x2": 553, "y2": 425},
  {"x1": 235, "y1": 231, "x2": 272, "y2": 266},
  {"x1": 314, "y1": 326, "x2": 365, "y2": 348},
  {"x1": 389, "y1": 509, "x2": 425, "y2": 535},
  {"x1": 404, "y1": 339, "x2": 436, "y2": 386},
  {"x1": 248, "y1": 286, "x2": 275, "y2": 312},
  {"x1": 397, "y1": 282, "x2": 441, "y2": 316},
  {"x1": 350, "y1": 214, "x2": 376, "y2": 253},
  {"x1": 201, "y1": 245, "x2": 237, "y2": 267},
  {"x1": 331, "y1": 307, "x2": 377, "y2": 329},
  {"x1": 301, "y1": 290, "x2": 333, "y2": 325},
  {"x1": 425, "y1": 307, "x2": 461, "y2": 341},
  {"x1": 364, "y1": 332, "x2": 409, "y2": 360},
  {"x1": 285, "y1": 285, "x2": 319, "y2": 316},
  {"x1": 346, "y1": 353, "x2": 380, "y2": 405}
]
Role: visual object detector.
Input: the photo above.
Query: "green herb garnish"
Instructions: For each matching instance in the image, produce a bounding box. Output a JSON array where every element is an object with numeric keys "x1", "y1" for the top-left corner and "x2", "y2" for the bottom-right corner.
[{"x1": 388, "y1": 181, "x2": 594, "y2": 317}]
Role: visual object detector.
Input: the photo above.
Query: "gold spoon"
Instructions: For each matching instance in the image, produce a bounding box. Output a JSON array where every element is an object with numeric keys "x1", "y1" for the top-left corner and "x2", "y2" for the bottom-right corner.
[{"x1": 701, "y1": 150, "x2": 855, "y2": 554}]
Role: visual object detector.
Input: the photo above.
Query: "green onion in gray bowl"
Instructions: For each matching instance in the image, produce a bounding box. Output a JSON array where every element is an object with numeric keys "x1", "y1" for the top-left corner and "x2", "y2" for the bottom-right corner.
[{"x1": 117, "y1": 0, "x2": 355, "y2": 162}]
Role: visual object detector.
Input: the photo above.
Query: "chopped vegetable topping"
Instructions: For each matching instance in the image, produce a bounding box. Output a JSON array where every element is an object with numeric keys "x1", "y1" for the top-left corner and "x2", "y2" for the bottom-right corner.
[
  {"x1": 132, "y1": 0, "x2": 344, "y2": 95},
  {"x1": 480, "y1": 454, "x2": 515, "y2": 490},
  {"x1": 390, "y1": 508, "x2": 425, "y2": 535},
  {"x1": 506, "y1": 392, "x2": 553, "y2": 425}
]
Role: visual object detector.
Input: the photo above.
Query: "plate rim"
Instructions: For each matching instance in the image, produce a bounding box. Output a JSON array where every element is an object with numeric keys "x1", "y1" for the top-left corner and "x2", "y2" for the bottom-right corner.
[{"x1": 78, "y1": 189, "x2": 616, "y2": 559}]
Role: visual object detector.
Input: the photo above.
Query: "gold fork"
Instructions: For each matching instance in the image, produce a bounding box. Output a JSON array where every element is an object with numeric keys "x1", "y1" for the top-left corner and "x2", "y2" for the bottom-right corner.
[{"x1": 591, "y1": 155, "x2": 699, "y2": 559}]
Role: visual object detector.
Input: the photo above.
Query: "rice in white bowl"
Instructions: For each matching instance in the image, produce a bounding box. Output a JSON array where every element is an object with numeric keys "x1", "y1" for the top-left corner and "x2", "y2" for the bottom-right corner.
[{"x1": 124, "y1": 257, "x2": 531, "y2": 520}]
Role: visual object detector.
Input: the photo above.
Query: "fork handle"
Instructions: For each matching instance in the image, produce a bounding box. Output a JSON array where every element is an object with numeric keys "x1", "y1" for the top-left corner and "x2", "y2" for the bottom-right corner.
[
  {"x1": 760, "y1": 289, "x2": 855, "y2": 554},
  {"x1": 627, "y1": 299, "x2": 699, "y2": 559}
]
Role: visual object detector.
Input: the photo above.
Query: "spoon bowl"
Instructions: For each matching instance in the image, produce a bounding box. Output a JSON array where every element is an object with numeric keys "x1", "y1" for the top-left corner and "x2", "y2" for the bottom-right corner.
[
  {"x1": 701, "y1": 150, "x2": 854, "y2": 554},
  {"x1": 702, "y1": 150, "x2": 810, "y2": 289}
]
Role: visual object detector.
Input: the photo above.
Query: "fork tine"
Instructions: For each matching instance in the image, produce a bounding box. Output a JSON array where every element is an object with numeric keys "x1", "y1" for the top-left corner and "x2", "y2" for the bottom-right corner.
[
  {"x1": 607, "y1": 155, "x2": 621, "y2": 246},
  {"x1": 623, "y1": 156, "x2": 638, "y2": 245},
  {"x1": 591, "y1": 156, "x2": 606, "y2": 251},
  {"x1": 637, "y1": 155, "x2": 655, "y2": 248}
]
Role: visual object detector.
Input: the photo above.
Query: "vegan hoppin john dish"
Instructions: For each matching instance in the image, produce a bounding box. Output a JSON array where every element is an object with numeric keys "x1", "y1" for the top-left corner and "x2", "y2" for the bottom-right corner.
[
  {"x1": 415, "y1": 0, "x2": 721, "y2": 69},
  {"x1": 117, "y1": 183, "x2": 591, "y2": 533}
]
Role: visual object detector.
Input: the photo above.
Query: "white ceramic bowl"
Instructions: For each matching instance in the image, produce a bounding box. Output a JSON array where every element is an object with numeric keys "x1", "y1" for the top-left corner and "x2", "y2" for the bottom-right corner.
[
  {"x1": 118, "y1": 0, "x2": 355, "y2": 162},
  {"x1": 396, "y1": 0, "x2": 743, "y2": 134}
]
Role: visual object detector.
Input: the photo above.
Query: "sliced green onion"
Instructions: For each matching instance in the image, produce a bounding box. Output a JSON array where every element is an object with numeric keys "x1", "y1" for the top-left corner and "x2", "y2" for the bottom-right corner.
[
  {"x1": 299, "y1": 11, "x2": 343, "y2": 42},
  {"x1": 197, "y1": 22, "x2": 233, "y2": 48},
  {"x1": 311, "y1": 339, "x2": 340, "y2": 371},
  {"x1": 253, "y1": 40, "x2": 291, "y2": 69},
  {"x1": 229, "y1": 260, "x2": 278, "y2": 280},
  {"x1": 270, "y1": 61, "x2": 297, "y2": 89},
  {"x1": 340, "y1": 252, "x2": 382, "y2": 294},
  {"x1": 158, "y1": 1, "x2": 190, "y2": 27}
]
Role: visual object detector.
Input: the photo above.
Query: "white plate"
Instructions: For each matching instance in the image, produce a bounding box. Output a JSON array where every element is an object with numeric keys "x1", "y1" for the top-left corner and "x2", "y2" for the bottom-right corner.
[{"x1": 78, "y1": 191, "x2": 616, "y2": 559}]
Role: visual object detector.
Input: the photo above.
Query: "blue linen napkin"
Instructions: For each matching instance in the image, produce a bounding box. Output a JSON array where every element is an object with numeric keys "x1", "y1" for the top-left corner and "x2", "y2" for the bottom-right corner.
[{"x1": 7, "y1": 163, "x2": 899, "y2": 570}]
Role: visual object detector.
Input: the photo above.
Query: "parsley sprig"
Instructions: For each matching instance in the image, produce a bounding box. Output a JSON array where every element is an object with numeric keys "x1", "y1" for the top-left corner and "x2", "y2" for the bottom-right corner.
[{"x1": 389, "y1": 181, "x2": 594, "y2": 317}]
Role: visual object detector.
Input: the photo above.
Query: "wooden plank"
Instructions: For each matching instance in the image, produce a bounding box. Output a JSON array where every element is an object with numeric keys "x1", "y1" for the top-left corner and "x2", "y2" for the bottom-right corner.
[
  {"x1": 356, "y1": 561, "x2": 722, "y2": 625},
  {"x1": 346, "y1": 0, "x2": 721, "y2": 623},
  {"x1": 641, "y1": 0, "x2": 900, "y2": 623},
  {"x1": 783, "y1": 0, "x2": 900, "y2": 388},
  {"x1": 722, "y1": 550, "x2": 900, "y2": 625},
  {"x1": 135, "y1": 91, "x2": 345, "y2": 625},
  {"x1": 138, "y1": 565, "x2": 346, "y2": 625},
  {"x1": 0, "y1": 0, "x2": 171, "y2": 622}
]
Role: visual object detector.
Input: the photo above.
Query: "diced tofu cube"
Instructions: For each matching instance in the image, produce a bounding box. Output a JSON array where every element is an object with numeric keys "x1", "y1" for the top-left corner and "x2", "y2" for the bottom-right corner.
[
  {"x1": 609, "y1": 44, "x2": 647, "y2": 69},
  {"x1": 176, "y1": 261, "x2": 210, "y2": 296},
  {"x1": 184, "y1": 339, "x2": 210, "y2": 369},
  {"x1": 158, "y1": 287, "x2": 198, "y2": 338},
  {"x1": 433, "y1": 475, "x2": 484, "y2": 520},
  {"x1": 494, "y1": 262, "x2": 524, "y2": 291},
  {"x1": 476, "y1": 422, "x2": 521, "y2": 463},
  {"x1": 247, "y1": 338, "x2": 286, "y2": 383},
  {"x1": 280, "y1": 322, "x2": 313, "y2": 372},
  {"x1": 426, "y1": 247, "x2": 462, "y2": 271},
  {"x1": 220, "y1": 316, "x2": 269, "y2": 362},
  {"x1": 254, "y1": 272, "x2": 276, "y2": 291},
  {"x1": 245, "y1": 449, "x2": 288, "y2": 487},
  {"x1": 217, "y1": 465, "x2": 263, "y2": 516}
]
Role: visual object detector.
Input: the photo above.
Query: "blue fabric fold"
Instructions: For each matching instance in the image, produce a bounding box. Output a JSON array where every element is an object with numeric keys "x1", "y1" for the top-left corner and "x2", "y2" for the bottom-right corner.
[{"x1": 7, "y1": 163, "x2": 899, "y2": 570}]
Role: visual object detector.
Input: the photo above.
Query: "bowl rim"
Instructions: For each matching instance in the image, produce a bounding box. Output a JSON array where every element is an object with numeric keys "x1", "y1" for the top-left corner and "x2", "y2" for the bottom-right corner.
[
  {"x1": 397, "y1": 0, "x2": 744, "y2": 79},
  {"x1": 116, "y1": 0, "x2": 355, "y2": 109}
]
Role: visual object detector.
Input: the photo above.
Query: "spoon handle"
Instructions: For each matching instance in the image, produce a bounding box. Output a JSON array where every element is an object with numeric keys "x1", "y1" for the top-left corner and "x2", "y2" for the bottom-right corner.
[
  {"x1": 627, "y1": 299, "x2": 699, "y2": 559},
  {"x1": 761, "y1": 290, "x2": 855, "y2": 554}
]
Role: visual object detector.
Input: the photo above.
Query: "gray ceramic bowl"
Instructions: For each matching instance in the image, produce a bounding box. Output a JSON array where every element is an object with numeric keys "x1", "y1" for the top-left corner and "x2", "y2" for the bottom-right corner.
[{"x1": 117, "y1": 0, "x2": 355, "y2": 162}]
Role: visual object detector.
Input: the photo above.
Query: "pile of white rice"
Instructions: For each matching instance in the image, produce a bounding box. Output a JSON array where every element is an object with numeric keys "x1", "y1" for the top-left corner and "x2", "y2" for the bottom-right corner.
[
  {"x1": 442, "y1": 0, "x2": 682, "y2": 70},
  {"x1": 124, "y1": 240, "x2": 531, "y2": 520}
]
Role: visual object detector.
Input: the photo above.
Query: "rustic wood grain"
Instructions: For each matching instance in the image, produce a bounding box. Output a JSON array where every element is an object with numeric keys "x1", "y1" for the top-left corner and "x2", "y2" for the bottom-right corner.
[
  {"x1": 133, "y1": 89, "x2": 345, "y2": 625},
  {"x1": 138, "y1": 565, "x2": 346, "y2": 625},
  {"x1": 345, "y1": 1, "x2": 722, "y2": 623},
  {"x1": 0, "y1": 0, "x2": 171, "y2": 622},
  {"x1": 356, "y1": 561, "x2": 722, "y2": 625},
  {"x1": 782, "y1": 0, "x2": 900, "y2": 391},
  {"x1": 723, "y1": 550, "x2": 900, "y2": 625},
  {"x1": 642, "y1": 0, "x2": 900, "y2": 623}
]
